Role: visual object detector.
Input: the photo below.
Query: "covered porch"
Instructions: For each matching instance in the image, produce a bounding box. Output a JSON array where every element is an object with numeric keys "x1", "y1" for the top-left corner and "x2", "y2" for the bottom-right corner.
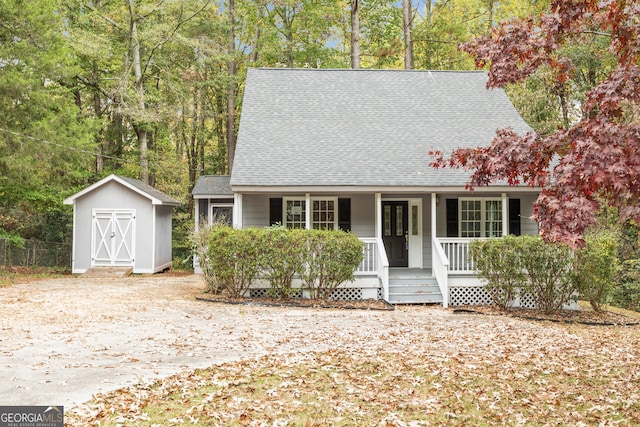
[
  {"x1": 356, "y1": 235, "x2": 483, "y2": 307},
  {"x1": 226, "y1": 190, "x2": 537, "y2": 306},
  {"x1": 345, "y1": 192, "x2": 518, "y2": 307}
]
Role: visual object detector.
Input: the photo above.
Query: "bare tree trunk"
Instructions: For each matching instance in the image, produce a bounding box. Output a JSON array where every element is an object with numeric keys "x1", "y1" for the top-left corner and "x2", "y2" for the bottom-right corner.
[
  {"x1": 402, "y1": 0, "x2": 414, "y2": 70},
  {"x1": 486, "y1": 0, "x2": 494, "y2": 35},
  {"x1": 350, "y1": 0, "x2": 360, "y2": 69},
  {"x1": 127, "y1": 0, "x2": 149, "y2": 183},
  {"x1": 226, "y1": 0, "x2": 237, "y2": 173},
  {"x1": 251, "y1": 26, "x2": 260, "y2": 63}
]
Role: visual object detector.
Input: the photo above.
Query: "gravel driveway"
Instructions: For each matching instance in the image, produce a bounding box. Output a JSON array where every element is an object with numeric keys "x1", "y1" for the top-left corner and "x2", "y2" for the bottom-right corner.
[{"x1": 0, "y1": 274, "x2": 580, "y2": 412}]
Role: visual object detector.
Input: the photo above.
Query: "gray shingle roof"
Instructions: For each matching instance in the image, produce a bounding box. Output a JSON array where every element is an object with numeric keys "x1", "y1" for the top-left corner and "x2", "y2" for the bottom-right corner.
[
  {"x1": 64, "y1": 174, "x2": 181, "y2": 206},
  {"x1": 192, "y1": 175, "x2": 233, "y2": 196},
  {"x1": 116, "y1": 175, "x2": 181, "y2": 205},
  {"x1": 231, "y1": 68, "x2": 533, "y2": 188}
]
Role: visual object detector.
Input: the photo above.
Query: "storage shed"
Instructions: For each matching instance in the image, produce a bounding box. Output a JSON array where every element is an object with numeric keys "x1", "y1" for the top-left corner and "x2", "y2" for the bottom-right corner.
[{"x1": 63, "y1": 174, "x2": 181, "y2": 274}]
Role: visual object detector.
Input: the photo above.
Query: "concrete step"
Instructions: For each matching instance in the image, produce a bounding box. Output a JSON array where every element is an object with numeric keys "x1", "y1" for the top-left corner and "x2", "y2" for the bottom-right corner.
[{"x1": 81, "y1": 267, "x2": 133, "y2": 278}]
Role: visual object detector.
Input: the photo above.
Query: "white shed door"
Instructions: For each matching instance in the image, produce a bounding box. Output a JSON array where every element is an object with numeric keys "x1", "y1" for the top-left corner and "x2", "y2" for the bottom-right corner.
[{"x1": 92, "y1": 210, "x2": 136, "y2": 267}]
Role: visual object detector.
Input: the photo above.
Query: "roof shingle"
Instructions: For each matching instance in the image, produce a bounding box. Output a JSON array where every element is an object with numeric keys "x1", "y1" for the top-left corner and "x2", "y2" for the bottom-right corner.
[{"x1": 231, "y1": 68, "x2": 532, "y2": 188}]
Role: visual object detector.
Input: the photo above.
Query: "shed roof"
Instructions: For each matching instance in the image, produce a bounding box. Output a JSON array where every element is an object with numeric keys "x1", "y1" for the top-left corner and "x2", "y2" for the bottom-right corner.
[
  {"x1": 192, "y1": 175, "x2": 233, "y2": 197},
  {"x1": 63, "y1": 174, "x2": 181, "y2": 206},
  {"x1": 231, "y1": 68, "x2": 533, "y2": 189}
]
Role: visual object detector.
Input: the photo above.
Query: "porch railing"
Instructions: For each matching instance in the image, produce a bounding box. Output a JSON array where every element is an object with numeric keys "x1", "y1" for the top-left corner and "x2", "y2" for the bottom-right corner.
[
  {"x1": 357, "y1": 237, "x2": 389, "y2": 301},
  {"x1": 432, "y1": 237, "x2": 450, "y2": 308},
  {"x1": 438, "y1": 238, "x2": 481, "y2": 274}
]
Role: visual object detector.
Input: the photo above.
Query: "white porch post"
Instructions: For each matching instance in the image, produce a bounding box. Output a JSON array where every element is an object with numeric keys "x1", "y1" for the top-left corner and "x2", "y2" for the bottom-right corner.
[
  {"x1": 194, "y1": 198, "x2": 200, "y2": 232},
  {"x1": 431, "y1": 193, "x2": 437, "y2": 239},
  {"x1": 305, "y1": 193, "x2": 311, "y2": 230},
  {"x1": 502, "y1": 192, "x2": 508, "y2": 236},
  {"x1": 233, "y1": 193, "x2": 243, "y2": 229},
  {"x1": 375, "y1": 193, "x2": 382, "y2": 238}
]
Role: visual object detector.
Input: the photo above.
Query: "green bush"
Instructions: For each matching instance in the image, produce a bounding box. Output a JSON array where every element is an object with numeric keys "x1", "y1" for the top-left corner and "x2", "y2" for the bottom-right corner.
[
  {"x1": 574, "y1": 229, "x2": 619, "y2": 311},
  {"x1": 199, "y1": 226, "x2": 364, "y2": 301},
  {"x1": 471, "y1": 235, "x2": 577, "y2": 313},
  {"x1": 301, "y1": 230, "x2": 364, "y2": 300},
  {"x1": 471, "y1": 236, "x2": 527, "y2": 308},
  {"x1": 261, "y1": 227, "x2": 307, "y2": 299},
  {"x1": 202, "y1": 226, "x2": 263, "y2": 297},
  {"x1": 192, "y1": 224, "x2": 218, "y2": 294},
  {"x1": 611, "y1": 259, "x2": 640, "y2": 312},
  {"x1": 519, "y1": 236, "x2": 577, "y2": 314}
]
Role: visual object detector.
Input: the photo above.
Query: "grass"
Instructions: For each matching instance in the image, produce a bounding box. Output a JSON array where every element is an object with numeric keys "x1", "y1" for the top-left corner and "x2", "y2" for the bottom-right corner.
[
  {"x1": 578, "y1": 300, "x2": 640, "y2": 320},
  {"x1": 0, "y1": 266, "x2": 70, "y2": 287}
]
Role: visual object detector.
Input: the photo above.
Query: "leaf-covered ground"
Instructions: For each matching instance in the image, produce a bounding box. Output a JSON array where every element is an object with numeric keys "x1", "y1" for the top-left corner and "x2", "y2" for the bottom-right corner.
[
  {"x1": 3, "y1": 273, "x2": 637, "y2": 426},
  {"x1": 67, "y1": 313, "x2": 640, "y2": 426}
]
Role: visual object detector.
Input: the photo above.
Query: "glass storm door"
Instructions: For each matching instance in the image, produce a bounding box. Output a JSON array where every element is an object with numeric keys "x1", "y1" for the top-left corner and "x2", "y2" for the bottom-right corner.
[
  {"x1": 92, "y1": 210, "x2": 135, "y2": 267},
  {"x1": 382, "y1": 201, "x2": 409, "y2": 267}
]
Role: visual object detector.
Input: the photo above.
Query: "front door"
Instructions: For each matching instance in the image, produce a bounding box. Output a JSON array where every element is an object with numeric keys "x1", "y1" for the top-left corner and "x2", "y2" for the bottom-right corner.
[
  {"x1": 382, "y1": 201, "x2": 408, "y2": 267},
  {"x1": 92, "y1": 210, "x2": 135, "y2": 267}
]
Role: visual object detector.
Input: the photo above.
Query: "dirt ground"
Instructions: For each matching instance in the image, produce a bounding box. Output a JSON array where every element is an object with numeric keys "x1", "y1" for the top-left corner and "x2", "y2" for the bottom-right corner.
[{"x1": 0, "y1": 273, "x2": 631, "y2": 415}]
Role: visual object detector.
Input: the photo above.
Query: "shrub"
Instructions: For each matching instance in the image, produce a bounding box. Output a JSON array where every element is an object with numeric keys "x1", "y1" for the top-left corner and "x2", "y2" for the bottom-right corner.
[
  {"x1": 301, "y1": 230, "x2": 364, "y2": 300},
  {"x1": 611, "y1": 259, "x2": 640, "y2": 312},
  {"x1": 471, "y1": 236, "x2": 526, "y2": 308},
  {"x1": 192, "y1": 224, "x2": 219, "y2": 294},
  {"x1": 261, "y1": 227, "x2": 307, "y2": 299},
  {"x1": 471, "y1": 235, "x2": 577, "y2": 313},
  {"x1": 519, "y1": 236, "x2": 577, "y2": 314},
  {"x1": 205, "y1": 226, "x2": 263, "y2": 297},
  {"x1": 574, "y1": 228, "x2": 619, "y2": 311}
]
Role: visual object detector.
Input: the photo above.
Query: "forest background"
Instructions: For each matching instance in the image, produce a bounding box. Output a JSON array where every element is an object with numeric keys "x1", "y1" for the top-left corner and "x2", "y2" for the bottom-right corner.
[{"x1": 0, "y1": 0, "x2": 612, "y2": 268}]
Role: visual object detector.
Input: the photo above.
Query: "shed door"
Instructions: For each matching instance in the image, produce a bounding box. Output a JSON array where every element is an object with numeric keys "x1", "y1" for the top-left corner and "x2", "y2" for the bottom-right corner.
[{"x1": 92, "y1": 210, "x2": 135, "y2": 267}]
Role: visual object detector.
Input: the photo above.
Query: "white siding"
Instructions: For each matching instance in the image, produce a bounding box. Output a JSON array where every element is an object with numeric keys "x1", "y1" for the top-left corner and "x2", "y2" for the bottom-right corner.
[
  {"x1": 519, "y1": 193, "x2": 539, "y2": 236},
  {"x1": 347, "y1": 194, "x2": 375, "y2": 237},
  {"x1": 242, "y1": 194, "x2": 271, "y2": 228},
  {"x1": 154, "y1": 205, "x2": 173, "y2": 270}
]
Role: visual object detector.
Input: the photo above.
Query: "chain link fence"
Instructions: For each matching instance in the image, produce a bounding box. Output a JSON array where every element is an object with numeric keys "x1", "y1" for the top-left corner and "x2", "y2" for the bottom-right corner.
[{"x1": 0, "y1": 238, "x2": 72, "y2": 268}]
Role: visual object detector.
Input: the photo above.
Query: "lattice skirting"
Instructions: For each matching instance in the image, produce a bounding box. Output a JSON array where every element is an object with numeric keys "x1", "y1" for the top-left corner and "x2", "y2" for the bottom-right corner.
[
  {"x1": 450, "y1": 286, "x2": 493, "y2": 306},
  {"x1": 450, "y1": 286, "x2": 537, "y2": 308},
  {"x1": 249, "y1": 288, "x2": 304, "y2": 299},
  {"x1": 249, "y1": 287, "x2": 370, "y2": 301},
  {"x1": 329, "y1": 288, "x2": 363, "y2": 301}
]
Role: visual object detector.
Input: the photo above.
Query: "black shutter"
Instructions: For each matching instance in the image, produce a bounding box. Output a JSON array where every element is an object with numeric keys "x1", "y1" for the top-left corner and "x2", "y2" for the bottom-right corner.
[
  {"x1": 446, "y1": 199, "x2": 458, "y2": 237},
  {"x1": 269, "y1": 198, "x2": 283, "y2": 226},
  {"x1": 509, "y1": 198, "x2": 521, "y2": 236},
  {"x1": 338, "y1": 198, "x2": 351, "y2": 232}
]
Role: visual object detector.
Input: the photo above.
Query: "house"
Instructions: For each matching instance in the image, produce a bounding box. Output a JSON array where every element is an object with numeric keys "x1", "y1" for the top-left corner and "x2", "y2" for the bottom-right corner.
[
  {"x1": 193, "y1": 68, "x2": 539, "y2": 307},
  {"x1": 64, "y1": 174, "x2": 180, "y2": 274}
]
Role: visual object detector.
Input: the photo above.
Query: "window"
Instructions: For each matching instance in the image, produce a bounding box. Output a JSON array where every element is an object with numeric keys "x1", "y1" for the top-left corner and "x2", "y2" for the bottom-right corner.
[
  {"x1": 284, "y1": 198, "x2": 306, "y2": 229},
  {"x1": 209, "y1": 204, "x2": 233, "y2": 226},
  {"x1": 283, "y1": 197, "x2": 338, "y2": 230},
  {"x1": 459, "y1": 198, "x2": 503, "y2": 237},
  {"x1": 312, "y1": 199, "x2": 336, "y2": 230}
]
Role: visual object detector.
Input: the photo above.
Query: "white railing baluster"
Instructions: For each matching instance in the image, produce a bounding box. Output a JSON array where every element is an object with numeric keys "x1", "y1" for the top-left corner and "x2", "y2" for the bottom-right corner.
[{"x1": 437, "y1": 238, "x2": 481, "y2": 274}]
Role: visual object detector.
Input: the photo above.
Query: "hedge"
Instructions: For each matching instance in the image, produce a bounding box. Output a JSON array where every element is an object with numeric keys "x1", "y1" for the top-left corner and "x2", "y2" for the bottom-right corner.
[
  {"x1": 199, "y1": 226, "x2": 364, "y2": 300},
  {"x1": 471, "y1": 235, "x2": 577, "y2": 313}
]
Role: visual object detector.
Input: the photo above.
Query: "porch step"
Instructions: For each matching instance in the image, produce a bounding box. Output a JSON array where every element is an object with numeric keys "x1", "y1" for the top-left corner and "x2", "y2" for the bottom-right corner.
[{"x1": 388, "y1": 276, "x2": 443, "y2": 305}]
